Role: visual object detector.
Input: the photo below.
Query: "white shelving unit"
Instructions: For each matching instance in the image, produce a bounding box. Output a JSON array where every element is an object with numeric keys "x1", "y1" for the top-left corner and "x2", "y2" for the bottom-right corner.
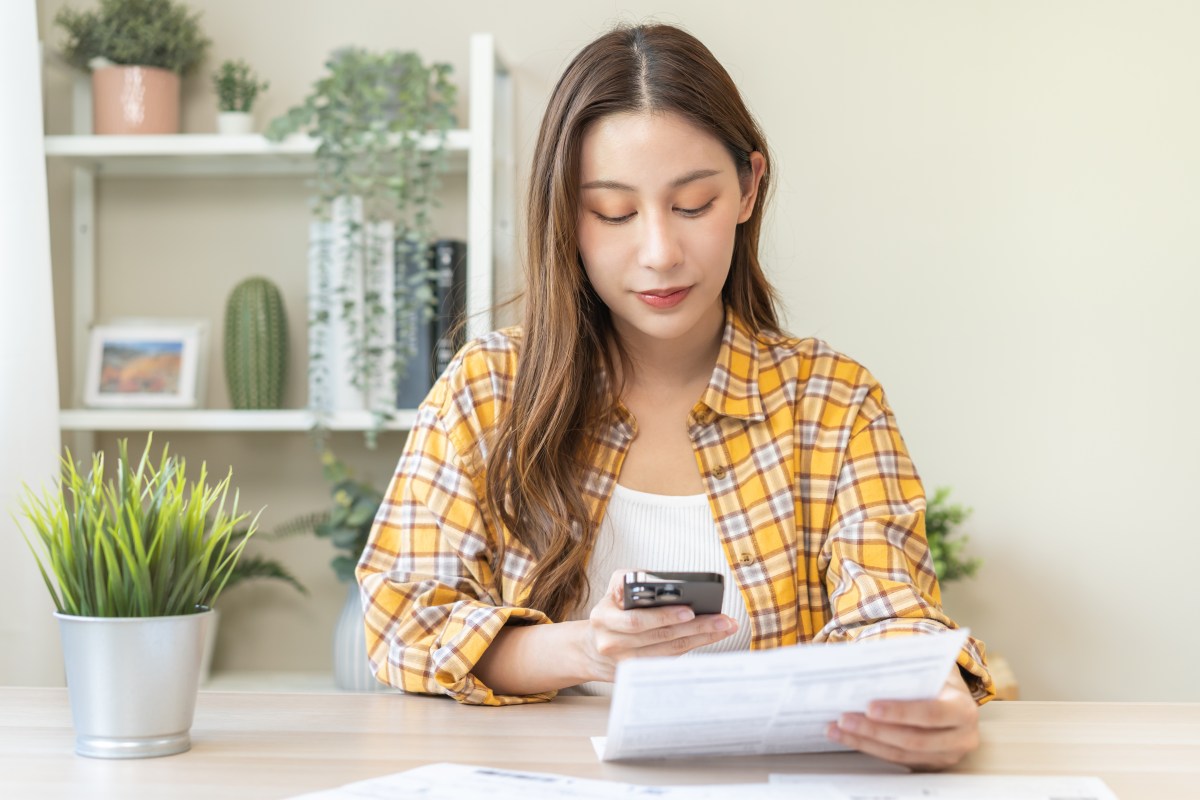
[{"x1": 46, "y1": 34, "x2": 513, "y2": 435}]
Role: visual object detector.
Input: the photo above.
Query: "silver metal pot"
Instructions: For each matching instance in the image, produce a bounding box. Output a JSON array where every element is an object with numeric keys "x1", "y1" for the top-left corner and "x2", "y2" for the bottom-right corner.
[{"x1": 55, "y1": 609, "x2": 212, "y2": 759}]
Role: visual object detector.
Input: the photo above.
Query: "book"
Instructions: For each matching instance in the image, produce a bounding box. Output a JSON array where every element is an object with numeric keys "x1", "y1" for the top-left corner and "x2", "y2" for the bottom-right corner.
[
  {"x1": 307, "y1": 197, "x2": 396, "y2": 413},
  {"x1": 395, "y1": 238, "x2": 467, "y2": 409},
  {"x1": 394, "y1": 241, "x2": 436, "y2": 410},
  {"x1": 432, "y1": 239, "x2": 467, "y2": 380}
]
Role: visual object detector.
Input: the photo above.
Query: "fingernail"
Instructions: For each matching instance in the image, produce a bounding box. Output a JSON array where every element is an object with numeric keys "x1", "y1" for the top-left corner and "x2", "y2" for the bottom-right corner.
[
  {"x1": 712, "y1": 617, "x2": 731, "y2": 631},
  {"x1": 676, "y1": 609, "x2": 694, "y2": 622},
  {"x1": 866, "y1": 702, "x2": 888, "y2": 720},
  {"x1": 839, "y1": 714, "x2": 861, "y2": 733}
]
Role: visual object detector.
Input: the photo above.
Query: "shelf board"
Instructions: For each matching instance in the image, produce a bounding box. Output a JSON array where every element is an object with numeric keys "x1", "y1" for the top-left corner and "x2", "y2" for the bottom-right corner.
[
  {"x1": 59, "y1": 409, "x2": 418, "y2": 432},
  {"x1": 43, "y1": 131, "x2": 471, "y2": 177}
]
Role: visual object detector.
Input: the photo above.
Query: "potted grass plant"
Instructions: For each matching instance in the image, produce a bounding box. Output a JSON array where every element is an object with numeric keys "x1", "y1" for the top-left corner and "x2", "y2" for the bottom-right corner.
[{"x1": 17, "y1": 437, "x2": 259, "y2": 758}]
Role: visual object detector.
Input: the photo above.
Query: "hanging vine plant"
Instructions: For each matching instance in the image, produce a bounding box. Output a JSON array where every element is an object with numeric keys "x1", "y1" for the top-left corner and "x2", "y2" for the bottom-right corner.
[{"x1": 265, "y1": 47, "x2": 457, "y2": 445}]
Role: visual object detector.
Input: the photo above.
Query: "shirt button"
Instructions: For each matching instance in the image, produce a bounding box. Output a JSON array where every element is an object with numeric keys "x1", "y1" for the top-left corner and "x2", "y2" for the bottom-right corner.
[
  {"x1": 737, "y1": 552, "x2": 754, "y2": 565},
  {"x1": 711, "y1": 465, "x2": 727, "y2": 480}
]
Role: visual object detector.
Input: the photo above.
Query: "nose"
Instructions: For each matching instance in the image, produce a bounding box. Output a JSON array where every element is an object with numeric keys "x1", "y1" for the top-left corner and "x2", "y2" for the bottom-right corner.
[{"x1": 638, "y1": 210, "x2": 683, "y2": 272}]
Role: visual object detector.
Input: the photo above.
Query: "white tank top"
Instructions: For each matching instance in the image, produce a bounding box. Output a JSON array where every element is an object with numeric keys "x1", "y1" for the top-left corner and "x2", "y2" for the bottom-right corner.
[{"x1": 566, "y1": 482, "x2": 753, "y2": 696}]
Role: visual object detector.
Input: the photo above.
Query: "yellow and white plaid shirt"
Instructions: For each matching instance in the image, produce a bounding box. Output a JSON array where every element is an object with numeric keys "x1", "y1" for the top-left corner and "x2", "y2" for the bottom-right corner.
[{"x1": 359, "y1": 309, "x2": 994, "y2": 706}]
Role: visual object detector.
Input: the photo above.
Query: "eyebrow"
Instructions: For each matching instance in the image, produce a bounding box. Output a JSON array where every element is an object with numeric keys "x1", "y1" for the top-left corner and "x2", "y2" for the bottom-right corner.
[{"x1": 580, "y1": 168, "x2": 722, "y2": 192}]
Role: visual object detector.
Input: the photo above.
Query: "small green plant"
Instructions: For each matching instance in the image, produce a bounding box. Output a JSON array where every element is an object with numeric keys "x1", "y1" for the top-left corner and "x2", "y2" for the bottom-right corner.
[
  {"x1": 55, "y1": 0, "x2": 210, "y2": 75},
  {"x1": 17, "y1": 437, "x2": 259, "y2": 617},
  {"x1": 274, "y1": 449, "x2": 383, "y2": 583},
  {"x1": 221, "y1": 531, "x2": 307, "y2": 598},
  {"x1": 925, "y1": 487, "x2": 982, "y2": 583},
  {"x1": 266, "y1": 47, "x2": 457, "y2": 443},
  {"x1": 212, "y1": 59, "x2": 270, "y2": 113}
]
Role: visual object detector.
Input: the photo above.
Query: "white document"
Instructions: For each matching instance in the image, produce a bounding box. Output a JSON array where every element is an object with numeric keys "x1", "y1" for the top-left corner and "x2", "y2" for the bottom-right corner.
[
  {"x1": 285, "y1": 762, "x2": 841, "y2": 799},
  {"x1": 769, "y1": 773, "x2": 1119, "y2": 800},
  {"x1": 601, "y1": 628, "x2": 968, "y2": 761}
]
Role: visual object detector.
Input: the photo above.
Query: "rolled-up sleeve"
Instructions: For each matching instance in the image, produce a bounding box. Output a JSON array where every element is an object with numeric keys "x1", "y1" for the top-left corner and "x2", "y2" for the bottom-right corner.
[
  {"x1": 817, "y1": 386, "x2": 994, "y2": 703},
  {"x1": 357, "y1": 353, "x2": 553, "y2": 706}
]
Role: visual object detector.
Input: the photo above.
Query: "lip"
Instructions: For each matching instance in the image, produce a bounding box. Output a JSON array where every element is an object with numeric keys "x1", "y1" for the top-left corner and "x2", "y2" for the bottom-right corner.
[{"x1": 636, "y1": 286, "x2": 690, "y2": 309}]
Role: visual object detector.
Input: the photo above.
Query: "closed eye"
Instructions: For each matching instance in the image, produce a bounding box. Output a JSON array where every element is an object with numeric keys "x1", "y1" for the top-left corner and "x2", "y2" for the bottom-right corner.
[
  {"x1": 676, "y1": 199, "x2": 715, "y2": 217},
  {"x1": 593, "y1": 211, "x2": 635, "y2": 225}
]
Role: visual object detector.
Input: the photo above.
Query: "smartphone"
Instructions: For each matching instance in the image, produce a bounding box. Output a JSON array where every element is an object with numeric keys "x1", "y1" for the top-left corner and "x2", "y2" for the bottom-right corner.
[{"x1": 622, "y1": 571, "x2": 724, "y2": 615}]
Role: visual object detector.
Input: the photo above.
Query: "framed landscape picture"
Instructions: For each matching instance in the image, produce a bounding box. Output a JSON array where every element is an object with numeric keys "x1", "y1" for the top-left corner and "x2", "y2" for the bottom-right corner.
[{"x1": 84, "y1": 321, "x2": 207, "y2": 408}]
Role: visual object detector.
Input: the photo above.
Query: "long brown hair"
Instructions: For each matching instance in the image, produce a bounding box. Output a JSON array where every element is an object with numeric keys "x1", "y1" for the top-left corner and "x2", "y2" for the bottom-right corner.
[{"x1": 486, "y1": 24, "x2": 780, "y2": 621}]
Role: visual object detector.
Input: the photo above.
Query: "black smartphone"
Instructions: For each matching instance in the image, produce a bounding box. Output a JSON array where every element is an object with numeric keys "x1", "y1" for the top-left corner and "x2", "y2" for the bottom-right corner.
[{"x1": 622, "y1": 571, "x2": 724, "y2": 615}]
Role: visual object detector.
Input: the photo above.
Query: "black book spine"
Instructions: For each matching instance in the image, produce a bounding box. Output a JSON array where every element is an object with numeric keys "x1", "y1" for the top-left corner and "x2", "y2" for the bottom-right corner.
[
  {"x1": 432, "y1": 239, "x2": 467, "y2": 378},
  {"x1": 394, "y1": 241, "x2": 436, "y2": 409}
]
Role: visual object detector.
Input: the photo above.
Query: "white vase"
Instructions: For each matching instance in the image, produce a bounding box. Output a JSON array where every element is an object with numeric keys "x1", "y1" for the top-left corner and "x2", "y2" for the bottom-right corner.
[
  {"x1": 57, "y1": 609, "x2": 212, "y2": 758},
  {"x1": 332, "y1": 582, "x2": 382, "y2": 691},
  {"x1": 198, "y1": 607, "x2": 220, "y2": 685},
  {"x1": 216, "y1": 111, "x2": 254, "y2": 135}
]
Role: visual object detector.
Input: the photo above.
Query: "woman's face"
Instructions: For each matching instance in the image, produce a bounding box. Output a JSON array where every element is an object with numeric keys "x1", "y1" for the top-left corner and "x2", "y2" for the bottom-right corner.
[{"x1": 576, "y1": 111, "x2": 763, "y2": 356}]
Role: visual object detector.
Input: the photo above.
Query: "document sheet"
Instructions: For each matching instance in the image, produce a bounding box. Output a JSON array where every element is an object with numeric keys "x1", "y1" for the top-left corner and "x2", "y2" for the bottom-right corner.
[
  {"x1": 286, "y1": 762, "x2": 838, "y2": 798},
  {"x1": 601, "y1": 628, "x2": 968, "y2": 761},
  {"x1": 285, "y1": 763, "x2": 1117, "y2": 800},
  {"x1": 769, "y1": 772, "x2": 1119, "y2": 799}
]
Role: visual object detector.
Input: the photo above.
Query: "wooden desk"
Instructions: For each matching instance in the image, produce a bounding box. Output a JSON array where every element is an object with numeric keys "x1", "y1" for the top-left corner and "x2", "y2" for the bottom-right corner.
[{"x1": 1, "y1": 688, "x2": 1196, "y2": 799}]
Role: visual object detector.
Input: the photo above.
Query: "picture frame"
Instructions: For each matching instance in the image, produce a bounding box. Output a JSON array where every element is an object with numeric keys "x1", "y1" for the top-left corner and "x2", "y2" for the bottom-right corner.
[{"x1": 84, "y1": 320, "x2": 209, "y2": 408}]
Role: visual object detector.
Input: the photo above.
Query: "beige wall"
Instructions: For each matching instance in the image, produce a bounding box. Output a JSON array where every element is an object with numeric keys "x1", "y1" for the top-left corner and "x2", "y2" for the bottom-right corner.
[{"x1": 33, "y1": 0, "x2": 1200, "y2": 701}]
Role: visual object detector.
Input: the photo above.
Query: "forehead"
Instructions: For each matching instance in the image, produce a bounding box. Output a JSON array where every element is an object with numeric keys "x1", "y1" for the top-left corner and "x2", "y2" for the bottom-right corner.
[{"x1": 578, "y1": 111, "x2": 733, "y2": 180}]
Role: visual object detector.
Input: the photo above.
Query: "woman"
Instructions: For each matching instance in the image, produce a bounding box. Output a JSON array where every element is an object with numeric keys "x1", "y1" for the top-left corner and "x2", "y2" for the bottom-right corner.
[{"x1": 358, "y1": 23, "x2": 993, "y2": 769}]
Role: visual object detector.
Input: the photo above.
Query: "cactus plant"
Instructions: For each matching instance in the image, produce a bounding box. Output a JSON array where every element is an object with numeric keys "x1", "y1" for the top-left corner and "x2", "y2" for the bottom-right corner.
[{"x1": 224, "y1": 277, "x2": 287, "y2": 409}]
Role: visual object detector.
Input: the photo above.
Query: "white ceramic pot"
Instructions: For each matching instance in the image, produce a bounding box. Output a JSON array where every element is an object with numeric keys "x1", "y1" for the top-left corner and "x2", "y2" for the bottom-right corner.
[
  {"x1": 332, "y1": 582, "x2": 383, "y2": 691},
  {"x1": 198, "y1": 607, "x2": 220, "y2": 685},
  {"x1": 217, "y1": 111, "x2": 254, "y2": 135},
  {"x1": 56, "y1": 609, "x2": 212, "y2": 758}
]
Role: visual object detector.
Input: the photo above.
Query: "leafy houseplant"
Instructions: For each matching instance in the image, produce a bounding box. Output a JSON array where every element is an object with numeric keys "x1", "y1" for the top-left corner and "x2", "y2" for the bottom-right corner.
[
  {"x1": 273, "y1": 448, "x2": 384, "y2": 691},
  {"x1": 17, "y1": 437, "x2": 259, "y2": 758},
  {"x1": 925, "y1": 487, "x2": 982, "y2": 583},
  {"x1": 265, "y1": 48, "x2": 457, "y2": 443},
  {"x1": 55, "y1": 0, "x2": 209, "y2": 74},
  {"x1": 212, "y1": 58, "x2": 269, "y2": 135},
  {"x1": 276, "y1": 448, "x2": 384, "y2": 583},
  {"x1": 54, "y1": 0, "x2": 210, "y2": 135},
  {"x1": 212, "y1": 59, "x2": 270, "y2": 113}
]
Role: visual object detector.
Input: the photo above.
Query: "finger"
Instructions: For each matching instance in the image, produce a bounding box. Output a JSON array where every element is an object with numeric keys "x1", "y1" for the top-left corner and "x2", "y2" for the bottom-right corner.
[
  {"x1": 866, "y1": 688, "x2": 977, "y2": 729},
  {"x1": 606, "y1": 568, "x2": 637, "y2": 607},
  {"x1": 836, "y1": 711, "x2": 978, "y2": 757},
  {"x1": 597, "y1": 604, "x2": 696, "y2": 635},
  {"x1": 826, "y1": 722, "x2": 956, "y2": 770},
  {"x1": 629, "y1": 615, "x2": 738, "y2": 656}
]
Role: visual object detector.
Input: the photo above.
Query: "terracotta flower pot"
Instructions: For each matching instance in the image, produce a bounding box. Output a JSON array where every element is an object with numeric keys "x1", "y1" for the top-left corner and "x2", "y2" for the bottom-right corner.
[{"x1": 92, "y1": 65, "x2": 181, "y2": 135}]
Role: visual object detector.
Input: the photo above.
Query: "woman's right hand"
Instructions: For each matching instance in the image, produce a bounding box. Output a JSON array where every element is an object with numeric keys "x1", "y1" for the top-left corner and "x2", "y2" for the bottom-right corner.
[{"x1": 579, "y1": 570, "x2": 739, "y2": 683}]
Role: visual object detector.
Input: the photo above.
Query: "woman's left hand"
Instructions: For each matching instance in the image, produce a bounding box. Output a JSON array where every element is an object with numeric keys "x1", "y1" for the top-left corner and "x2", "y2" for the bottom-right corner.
[{"x1": 827, "y1": 667, "x2": 980, "y2": 770}]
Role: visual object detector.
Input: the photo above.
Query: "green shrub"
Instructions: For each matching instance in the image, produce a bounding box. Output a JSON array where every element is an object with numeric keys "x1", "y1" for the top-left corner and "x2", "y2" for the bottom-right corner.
[
  {"x1": 55, "y1": 0, "x2": 210, "y2": 75},
  {"x1": 925, "y1": 486, "x2": 982, "y2": 583},
  {"x1": 212, "y1": 59, "x2": 270, "y2": 113}
]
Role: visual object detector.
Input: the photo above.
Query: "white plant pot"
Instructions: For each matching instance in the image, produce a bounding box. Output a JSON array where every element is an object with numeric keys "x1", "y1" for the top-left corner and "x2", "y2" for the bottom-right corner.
[
  {"x1": 199, "y1": 607, "x2": 220, "y2": 685},
  {"x1": 216, "y1": 111, "x2": 254, "y2": 136},
  {"x1": 56, "y1": 609, "x2": 212, "y2": 758},
  {"x1": 333, "y1": 582, "x2": 383, "y2": 691}
]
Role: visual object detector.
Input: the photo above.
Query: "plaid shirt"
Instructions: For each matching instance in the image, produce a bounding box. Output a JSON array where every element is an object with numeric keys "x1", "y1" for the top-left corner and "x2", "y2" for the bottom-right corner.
[{"x1": 359, "y1": 309, "x2": 994, "y2": 706}]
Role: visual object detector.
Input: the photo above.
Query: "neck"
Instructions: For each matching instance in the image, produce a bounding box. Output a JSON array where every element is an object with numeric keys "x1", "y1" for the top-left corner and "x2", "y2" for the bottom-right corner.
[{"x1": 613, "y1": 302, "x2": 725, "y2": 394}]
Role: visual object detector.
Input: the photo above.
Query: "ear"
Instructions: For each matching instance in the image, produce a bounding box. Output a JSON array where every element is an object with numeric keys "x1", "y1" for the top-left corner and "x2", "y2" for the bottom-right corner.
[{"x1": 736, "y1": 151, "x2": 767, "y2": 224}]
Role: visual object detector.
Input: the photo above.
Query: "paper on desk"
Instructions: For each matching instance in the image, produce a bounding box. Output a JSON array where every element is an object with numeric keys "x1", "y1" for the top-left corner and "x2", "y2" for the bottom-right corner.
[
  {"x1": 769, "y1": 773, "x2": 1119, "y2": 800},
  {"x1": 601, "y1": 628, "x2": 968, "y2": 761},
  {"x1": 285, "y1": 762, "x2": 842, "y2": 799}
]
